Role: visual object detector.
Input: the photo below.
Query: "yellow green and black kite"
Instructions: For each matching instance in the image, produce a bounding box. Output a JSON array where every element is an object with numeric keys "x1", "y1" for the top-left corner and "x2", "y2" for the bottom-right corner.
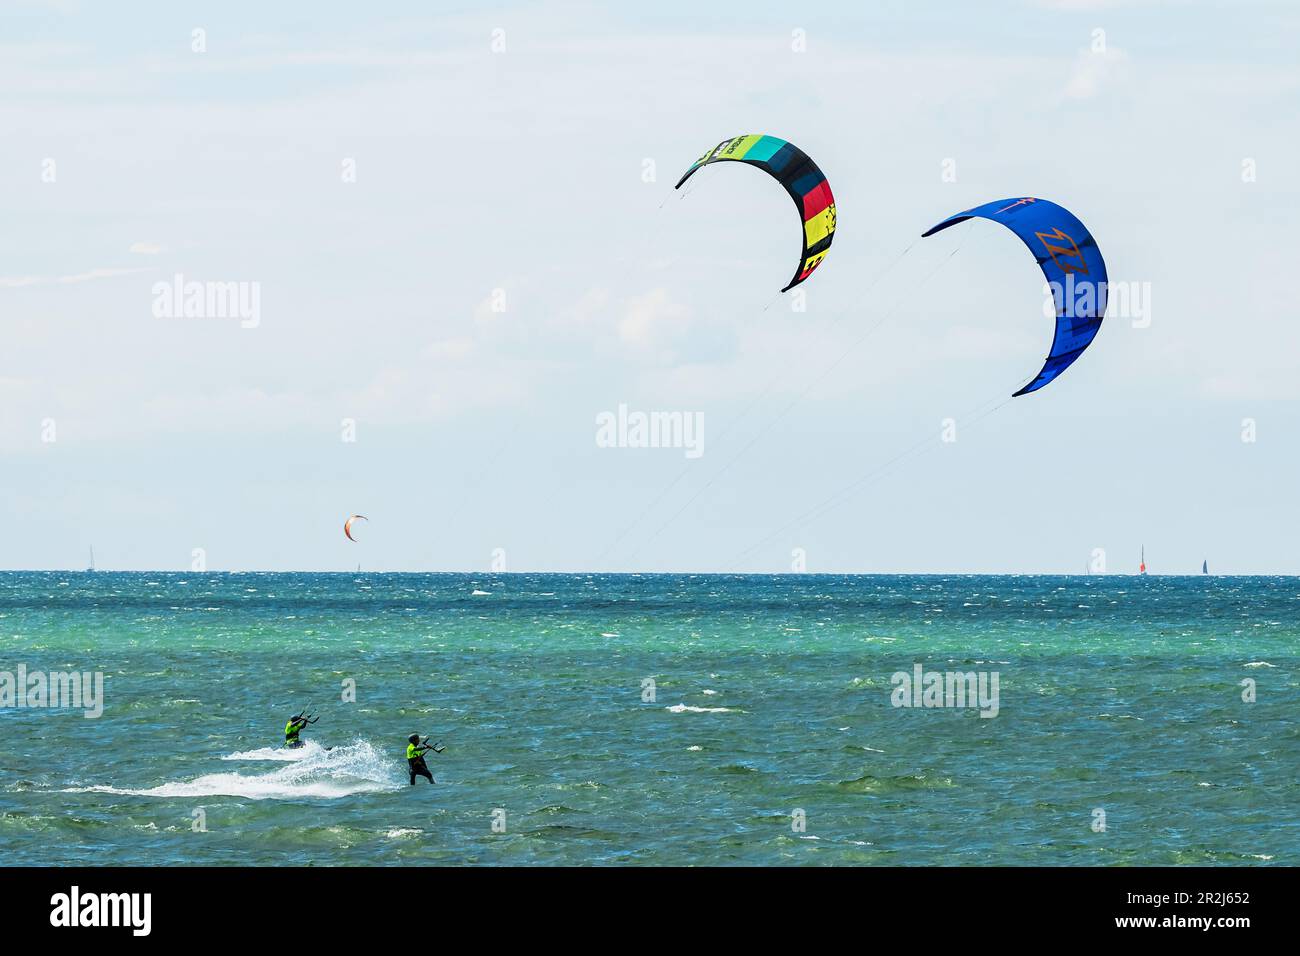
[{"x1": 675, "y1": 135, "x2": 836, "y2": 292}]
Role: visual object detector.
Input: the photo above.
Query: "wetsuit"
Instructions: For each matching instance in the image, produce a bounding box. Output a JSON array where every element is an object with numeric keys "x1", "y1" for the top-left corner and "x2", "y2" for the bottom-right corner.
[
  {"x1": 407, "y1": 742, "x2": 434, "y2": 785},
  {"x1": 285, "y1": 719, "x2": 305, "y2": 748}
]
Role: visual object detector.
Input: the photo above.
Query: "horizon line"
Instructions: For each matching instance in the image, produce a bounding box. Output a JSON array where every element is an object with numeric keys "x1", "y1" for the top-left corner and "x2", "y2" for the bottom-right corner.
[{"x1": 0, "y1": 568, "x2": 1281, "y2": 578}]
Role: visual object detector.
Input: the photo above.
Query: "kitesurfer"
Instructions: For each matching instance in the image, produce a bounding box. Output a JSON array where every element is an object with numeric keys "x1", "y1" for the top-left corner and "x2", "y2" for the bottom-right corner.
[
  {"x1": 406, "y1": 734, "x2": 441, "y2": 785},
  {"x1": 285, "y1": 710, "x2": 317, "y2": 748}
]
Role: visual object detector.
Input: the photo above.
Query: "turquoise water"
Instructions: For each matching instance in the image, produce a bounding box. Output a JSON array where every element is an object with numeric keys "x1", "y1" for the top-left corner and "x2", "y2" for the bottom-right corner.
[{"x1": 1, "y1": 572, "x2": 1296, "y2": 865}]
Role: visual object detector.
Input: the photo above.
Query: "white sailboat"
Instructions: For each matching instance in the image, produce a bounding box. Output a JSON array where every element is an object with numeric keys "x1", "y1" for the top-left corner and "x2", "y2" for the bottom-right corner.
[{"x1": 86, "y1": 546, "x2": 95, "y2": 572}]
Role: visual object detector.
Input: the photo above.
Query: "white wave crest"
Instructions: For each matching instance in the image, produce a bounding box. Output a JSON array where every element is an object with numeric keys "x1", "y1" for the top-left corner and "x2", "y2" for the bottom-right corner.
[{"x1": 666, "y1": 703, "x2": 735, "y2": 714}]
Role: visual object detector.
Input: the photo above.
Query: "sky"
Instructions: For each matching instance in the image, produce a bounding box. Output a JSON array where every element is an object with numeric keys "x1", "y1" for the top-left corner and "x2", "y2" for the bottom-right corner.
[{"x1": 1, "y1": 0, "x2": 1298, "y2": 574}]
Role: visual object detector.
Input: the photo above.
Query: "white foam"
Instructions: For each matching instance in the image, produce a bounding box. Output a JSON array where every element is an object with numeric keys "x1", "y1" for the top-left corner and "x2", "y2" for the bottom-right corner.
[
  {"x1": 666, "y1": 703, "x2": 734, "y2": 714},
  {"x1": 67, "y1": 740, "x2": 400, "y2": 800},
  {"x1": 223, "y1": 741, "x2": 326, "y2": 762}
]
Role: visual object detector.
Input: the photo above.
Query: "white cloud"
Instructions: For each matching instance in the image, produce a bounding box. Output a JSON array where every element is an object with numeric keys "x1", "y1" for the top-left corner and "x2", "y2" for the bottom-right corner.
[
  {"x1": 57, "y1": 267, "x2": 150, "y2": 284},
  {"x1": 1, "y1": 266, "x2": 150, "y2": 287},
  {"x1": 1199, "y1": 373, "x2": 1300, "y2": 402},
  {"x1": 1034, "y1": 1, "x2": 1159, "y2": 8},
  {"x1": 617, "y1": 288, "x2": 696, "y2": 364},
  {"x1": 1064, "y1": 45, "x2": 1130, "y2": 100},
  {"x1": 423, "y1": 336, "x2": 475, "y2": 361}
]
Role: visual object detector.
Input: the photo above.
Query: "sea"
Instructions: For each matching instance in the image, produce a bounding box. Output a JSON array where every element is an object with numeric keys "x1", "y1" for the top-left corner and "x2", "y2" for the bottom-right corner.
[{"x1": 1, "y1": 572, "x2": 1295, "y2": 866}]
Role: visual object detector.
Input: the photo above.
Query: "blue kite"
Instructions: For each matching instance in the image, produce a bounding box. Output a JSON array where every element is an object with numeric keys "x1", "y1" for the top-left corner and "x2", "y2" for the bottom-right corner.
[{"x1": 923, "y1": 197, "x2": 1107, "y2": 396}]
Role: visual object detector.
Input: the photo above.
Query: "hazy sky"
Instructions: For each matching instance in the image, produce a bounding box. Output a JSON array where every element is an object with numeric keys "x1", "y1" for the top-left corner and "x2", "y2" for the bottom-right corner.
[{"x1": 2, "y1": 0, "x2": 1297, "y2": 574}]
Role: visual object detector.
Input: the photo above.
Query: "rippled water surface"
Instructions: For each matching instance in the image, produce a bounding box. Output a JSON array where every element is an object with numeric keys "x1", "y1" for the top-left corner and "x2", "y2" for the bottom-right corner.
[{"x1": 1, "y1": 572, "x2": 1295, "y2": 865}]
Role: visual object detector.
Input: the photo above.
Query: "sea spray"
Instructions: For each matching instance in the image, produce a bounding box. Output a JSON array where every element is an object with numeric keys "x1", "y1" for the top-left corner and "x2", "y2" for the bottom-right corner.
[
  {"x1": 223, "y1": 741, "x2": 327, "y2": 762},
  {"x1": 66, "y1": 740, "x2": 401, "y2": 800}
]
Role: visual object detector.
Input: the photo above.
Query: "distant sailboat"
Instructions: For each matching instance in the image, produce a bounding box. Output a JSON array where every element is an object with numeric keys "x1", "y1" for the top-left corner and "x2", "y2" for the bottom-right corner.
[
  {"x1": 1139, "y1": 546, "x2": 1147, "y2": 575},
  {"x1": 1202, "y1": 559, "x2": 1209, "y2": 575},
  {"x1": 86, "y1": 546, "x2": 95, "y2": 573}
]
